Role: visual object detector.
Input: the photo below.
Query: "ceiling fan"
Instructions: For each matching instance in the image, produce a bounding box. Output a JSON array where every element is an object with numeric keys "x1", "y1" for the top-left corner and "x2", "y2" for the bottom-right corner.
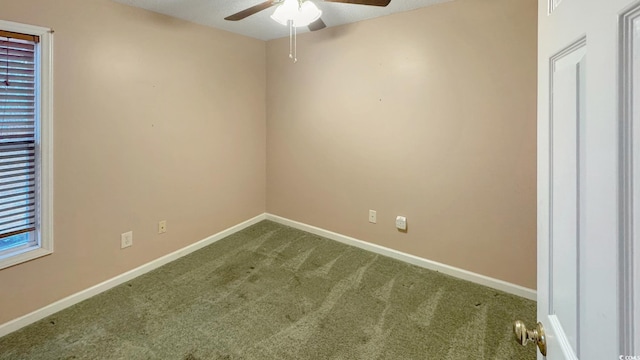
[{"x1": 224, "y1": 0, "x2": 391, "y2": 32}]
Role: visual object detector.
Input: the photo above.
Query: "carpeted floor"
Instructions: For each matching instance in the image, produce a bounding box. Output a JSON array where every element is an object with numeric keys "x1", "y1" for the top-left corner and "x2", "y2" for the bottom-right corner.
[{"x1": 0, "y1": 221, "x2": 536, "y2": 359}]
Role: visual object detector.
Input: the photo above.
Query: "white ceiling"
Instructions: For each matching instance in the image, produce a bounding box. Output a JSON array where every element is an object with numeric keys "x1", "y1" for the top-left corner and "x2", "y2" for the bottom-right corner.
[{"x1": 110, "y1": 0, "x2": 451, "y2": 41}]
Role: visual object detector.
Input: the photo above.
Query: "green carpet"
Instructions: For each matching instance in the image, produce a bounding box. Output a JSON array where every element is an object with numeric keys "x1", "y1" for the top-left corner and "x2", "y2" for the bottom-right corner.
[{"x1": 0, "y1": 221, "x2": 536, "y2": 359}]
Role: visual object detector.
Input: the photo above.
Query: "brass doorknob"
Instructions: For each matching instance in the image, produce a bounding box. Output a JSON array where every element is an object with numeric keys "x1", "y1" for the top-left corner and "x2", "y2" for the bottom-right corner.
[{"x1": 513, "y1": 320, "x2": 547, "y2": 356}]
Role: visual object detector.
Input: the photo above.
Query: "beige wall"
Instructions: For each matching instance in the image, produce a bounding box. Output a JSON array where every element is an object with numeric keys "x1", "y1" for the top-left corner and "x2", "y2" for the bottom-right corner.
[
  {"x1": 1, "y1": 0, "x2": 536, "y2": 327},
  {"x1": 0, "y1": 0, "x2": 266, "y2": 324},
  {"x1": 266, "y1": 0, "x2": 537, "y2": 288}
]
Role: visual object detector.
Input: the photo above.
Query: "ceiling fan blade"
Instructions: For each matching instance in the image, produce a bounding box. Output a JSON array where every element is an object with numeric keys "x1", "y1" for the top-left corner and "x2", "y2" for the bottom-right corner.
[
  {"x1": 308, "y1": 18, "x2": 327, "y2": 31},
  {"x1": 224, "y1": 0, "x2": 278, "y2": 21},
  {"x1": 323, "y1": 0, "x2": 391, "y2": 6}
]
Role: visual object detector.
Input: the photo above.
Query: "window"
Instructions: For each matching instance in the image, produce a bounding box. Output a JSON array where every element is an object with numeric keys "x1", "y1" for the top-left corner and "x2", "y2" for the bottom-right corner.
[{"x1": 0, "y1": 21, "x2": 53, "y2": 270}]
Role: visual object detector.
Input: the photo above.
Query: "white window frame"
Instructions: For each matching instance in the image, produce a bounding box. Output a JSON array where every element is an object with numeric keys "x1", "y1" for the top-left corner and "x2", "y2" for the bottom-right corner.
[{"x1": 0, "y1": 20, "x2": 53, "y2": 270}]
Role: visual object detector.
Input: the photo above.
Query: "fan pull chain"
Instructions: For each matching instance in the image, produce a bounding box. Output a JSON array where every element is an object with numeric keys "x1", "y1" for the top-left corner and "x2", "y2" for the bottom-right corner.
[
  {"x1": 288, "y1": 20, "x2": 297, "y2": 63},
  {"x1": 293, "y1": 24, "x2": 297, "y2": 63},
  {"x1": 289, "y1": 19, "x2": 293, "y2": 59}
]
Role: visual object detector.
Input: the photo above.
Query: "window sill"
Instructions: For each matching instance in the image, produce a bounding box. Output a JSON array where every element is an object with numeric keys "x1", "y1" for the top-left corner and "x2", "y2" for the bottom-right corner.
[{"x1": 0, "y1": 246, "x2": 53, "y2": 270}]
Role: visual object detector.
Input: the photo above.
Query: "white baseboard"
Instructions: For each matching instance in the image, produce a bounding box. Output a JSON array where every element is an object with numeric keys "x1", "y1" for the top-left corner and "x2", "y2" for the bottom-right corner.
[
  {"x1": 266, "y1": 213, "x2": 537, "y2": 301},
  {"x1": 0, "y1": 213, "x2": 267, "y2": 339}
]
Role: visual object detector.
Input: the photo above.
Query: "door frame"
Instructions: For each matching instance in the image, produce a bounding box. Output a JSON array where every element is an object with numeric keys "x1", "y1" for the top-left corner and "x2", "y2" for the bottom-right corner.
[{"x1": 619, "y1": 2, "x2": 639, "y2": 354}]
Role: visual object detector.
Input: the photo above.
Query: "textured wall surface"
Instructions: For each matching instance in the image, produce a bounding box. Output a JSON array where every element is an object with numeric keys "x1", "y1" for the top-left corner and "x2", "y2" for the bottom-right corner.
[
  {"x1": 0, "y1": 0, "x2": 266, "y2": 324},
  {"x1": 266, "y1": 0, "x2": 537, "y2": 289}
]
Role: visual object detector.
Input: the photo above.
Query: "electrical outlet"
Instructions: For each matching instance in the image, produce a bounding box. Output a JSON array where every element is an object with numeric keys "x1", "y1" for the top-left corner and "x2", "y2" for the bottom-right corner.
[
  {"x1": 369, "y1": 210, "x2": 377, "y2": 224},
  {"x1": 158, "y1": 220, "x2": 167, "y2": 234},
  {"x1": 121, "y1": 231, "x2": 133, "y2": 249},
  {"x1": 396, "y1": 216, "x2": 407, "y2": 231}
]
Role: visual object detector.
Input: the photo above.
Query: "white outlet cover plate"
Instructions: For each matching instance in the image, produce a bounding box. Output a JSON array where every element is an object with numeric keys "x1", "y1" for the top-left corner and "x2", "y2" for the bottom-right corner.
[
  {"x1": 159, "y1": 221, "x2": 167, "y2": 234},
  {"x1": 369, "y1": 210, "x2": 377, "y2": 224},
  {"x1": 121, "y1": 231, "x2": 133, "y2": 248},
  {"x1": 396, "y1": 216, "x2": 407, "y2": 230}
]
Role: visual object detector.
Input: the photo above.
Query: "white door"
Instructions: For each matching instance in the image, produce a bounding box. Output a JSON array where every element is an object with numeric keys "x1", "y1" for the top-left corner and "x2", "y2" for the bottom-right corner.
[{"x1": 534, "y1": 0, "x2": 639, "y2": 359}]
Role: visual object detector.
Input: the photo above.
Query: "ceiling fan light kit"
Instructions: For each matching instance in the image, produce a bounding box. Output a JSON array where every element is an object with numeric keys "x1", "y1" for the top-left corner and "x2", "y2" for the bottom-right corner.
[
  {"x1": 225, "y1": 0, "x2": 392, "y2": 62},
  {"x1": 270, "y1": 0, "x2": 323, "y2": 63},
  {"x1": 271, "y1": 0, "x2": 322, "y2": 27}
]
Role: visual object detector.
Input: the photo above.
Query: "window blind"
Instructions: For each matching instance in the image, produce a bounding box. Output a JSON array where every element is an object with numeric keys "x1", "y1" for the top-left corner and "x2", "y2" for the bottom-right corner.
[{"x1": 0, "y1": 33, "x2": 37, "y2": 240}]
